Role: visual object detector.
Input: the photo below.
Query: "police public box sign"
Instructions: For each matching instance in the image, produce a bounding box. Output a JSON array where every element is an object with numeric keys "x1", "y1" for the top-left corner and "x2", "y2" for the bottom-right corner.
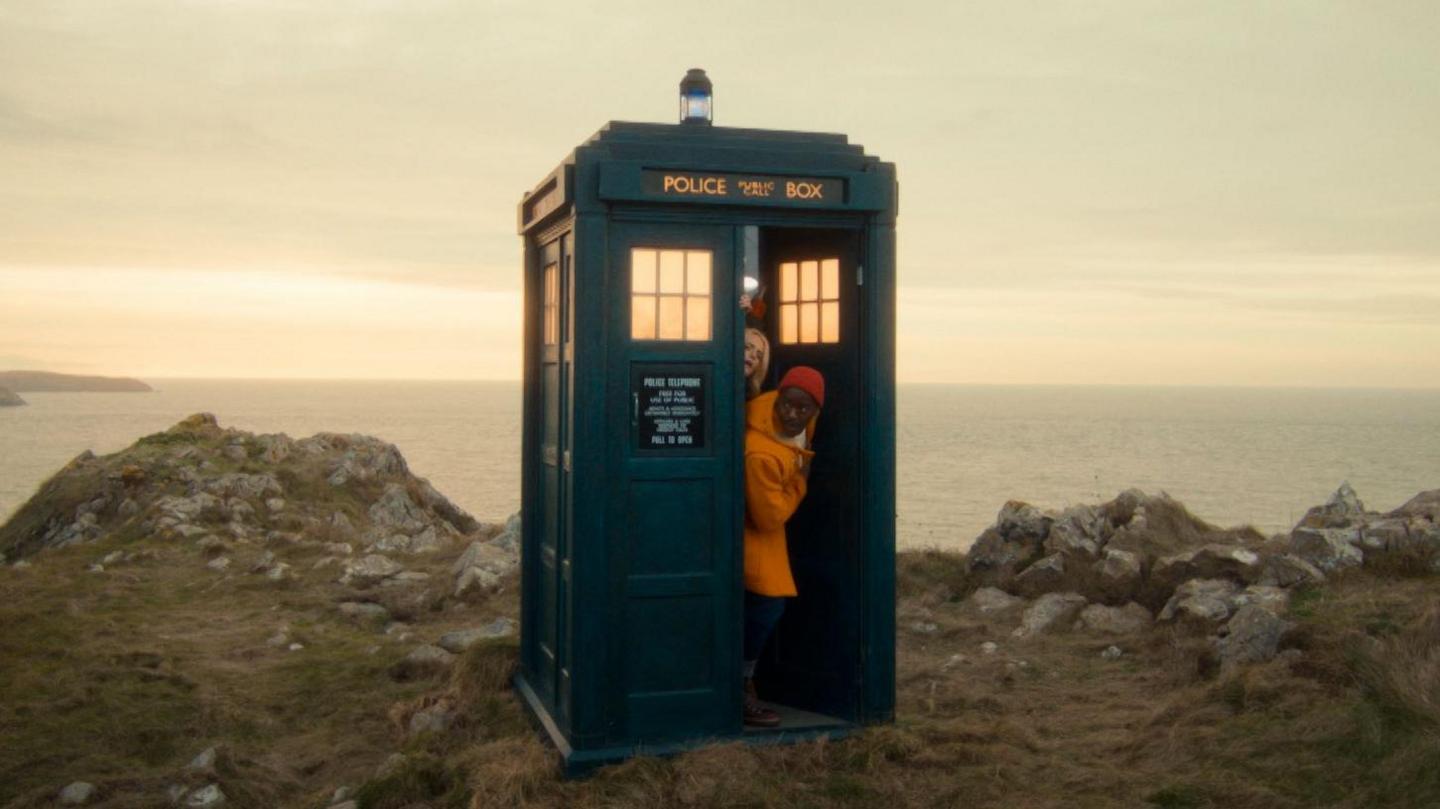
[
  {"x1": 642, "y1": 170, "x2": 843, "y2": 206},
  {"x1": 633, "y1": 366, "x2": 707, "y2": 451}
]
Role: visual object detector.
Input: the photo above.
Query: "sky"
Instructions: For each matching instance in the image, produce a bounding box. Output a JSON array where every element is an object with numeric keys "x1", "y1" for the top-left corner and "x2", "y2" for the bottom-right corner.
[{"x1": 1, "y1": 1, "x2": 1437, "y2": 385}]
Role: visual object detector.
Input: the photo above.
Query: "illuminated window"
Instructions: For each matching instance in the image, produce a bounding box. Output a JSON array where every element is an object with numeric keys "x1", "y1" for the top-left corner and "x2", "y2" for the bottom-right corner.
[
  {"x1": 542, "y1": 262, "x2": 559, "y2": 345},
  {"x1": 779, "y1": 258, "x2": 840, "y2": 344},
  {"x1": 631, "y1": 248, "x2": 712, "y2": 341}
]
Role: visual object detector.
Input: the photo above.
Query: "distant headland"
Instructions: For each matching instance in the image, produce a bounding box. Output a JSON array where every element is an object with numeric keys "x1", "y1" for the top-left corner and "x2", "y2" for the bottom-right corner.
[
  {"x1": 0, "y1": 370, "x2": 152, "y2": 393},
  {"x1": 0, "y1": 386, "x2": 24, "y2": 407}
]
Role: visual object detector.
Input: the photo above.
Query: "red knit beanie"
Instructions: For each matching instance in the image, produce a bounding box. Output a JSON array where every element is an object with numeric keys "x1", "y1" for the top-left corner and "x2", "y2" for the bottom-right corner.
[{"x1": 777, "y1": 366, "x2": 825, "y2": 407}]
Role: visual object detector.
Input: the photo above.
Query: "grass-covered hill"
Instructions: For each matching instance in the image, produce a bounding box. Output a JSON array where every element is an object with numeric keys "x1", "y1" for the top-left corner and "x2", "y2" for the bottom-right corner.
[
  {"x1": 1, "y1": 416, "x2": 1437, "y2": 809},
  {"x1": 0, "y1": 371, "x2": 152, "y2": 393}
]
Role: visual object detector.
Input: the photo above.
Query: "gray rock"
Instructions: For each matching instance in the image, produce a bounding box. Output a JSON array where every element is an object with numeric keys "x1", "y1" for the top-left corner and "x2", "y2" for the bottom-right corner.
[
  {"x1": 340, "y1": 554, "x2": 403, "y2": 586},
  {"x1": 204, "y1": 472, "x2": 282, "y2": 500},
  {"x1": 1290, "y1": 527, "x2": 1363, "y2": 572},
  {"x1": 186, "y1": 746, "x2": 217, "y2": 774},
  {"x1": 980, "y1": 641, "x2": 999, "y2": 655},
  {"x1": 185, "y1": 784, "x2": 227, "y2": 807},
  {"x1": 265, "y1": 498, "x2": 286, "y2": 513},
  {"x1": 489, "y1": 512, "x2": 522, "y2": 553},
  {"x1": 1151, "y1": 544, "x2": 1261, "y2": 596},
  {"x1": 909, "y1": 621, "x2": 940, "y2": 635},
  {"x1": 265, "y1": 562, "x2": 292, "y2": 581},
  {"x1": 454, "y1": 566, "x2": 501, "y2": 597},
  {"x1": 1043, "y1": 505, "x2": 1103, "y2": 557},
  {"x1": 1256, "y1": 554, "x2": 1326, "y2": 588},
  {"x1": 1159, "y1": 578, "x2": 1241, "y2": 624},
  {"x1": 368, "y1": 484, "x2": 428, "y2": 534},
  {"x1": 380, "y1": 570, "x2": 431, "y2": 588},
  {"x1": 255, "y1": 433, "x2": 293, "y2": 464},
  {"x1": 59, "y1": 781, "x2": 96, "y2": 805},
  {"x1": 330, "y1": 802, "x2": 358, "y2": 809},
  {"x1": 250, "y1": 551, "x2": 276, "y2": 573},
  {"x1": 1232, "y1": 585, "x2": 1290, "y2": 614},
  {"x1": 966, "y1": 501, "x2": 1052, "y2": 581},
  {"x1": 375, "y1": 753, "x2": 406, "y2": 777},
  {"x1": 408, "y1": 704, "x2": 456, "y2": 735},
  {"x1": 314, "y1": 435, "x2": 409, "y2": 487},
  {"x1": 1297, "y1": 481, "x2": 1367, "y2": 528},
  {"x1": 966, "y1": 586, "x2": 1024, "y2": 614},
  {"x1": 1016, "y1": 592, "x2": 1087, "y2": 636},
  {"x1": 1389, "y1": 489, "x2": 1440, "y2": 522},
  {"x1": 337, "y1": 602, "x2": 390, "y2": 623},
  {"x1": 1100, "y1": 645, "x2": 1123, "y2": 660},
  {"x1": 329, "y1": 512, "x2": 357, "y2": 538},
  {"x1": 1216, "y1": 605, "x2": 1291, "y2": 666},
  {"x1": 1357, "y1": 518, "x2": 1407, "y2": 551},
  {"x1": 206, "y1": 556, "x2": 232, "y2": 572},
  {"x1": 1076, "y1": 602, "x2": 1153, "y2": 634},
  {"x1": 405, "y1": 644, "x2": 456, "y2": 668},
  {"x1": 226, "y1": 499, "x2": 256, "y2": 523},
  {"x1": 1090, "y1": 548, "x2": 1142, "y2": 601},
  {"x1": 155, "y1": 492, "x2": 222, "y2": 523},
  {"x1": 331, "y1": 786, "x2": 353, "y2": 804},
  {"x1": 1012, "y1": 553, "x2": 1068, "y2": 598}
]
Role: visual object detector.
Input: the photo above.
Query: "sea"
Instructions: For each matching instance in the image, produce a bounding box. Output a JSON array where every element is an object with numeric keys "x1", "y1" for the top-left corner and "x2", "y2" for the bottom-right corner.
[{"x1": 2, "y1": 380, "x2": 1437, "y2": 551}]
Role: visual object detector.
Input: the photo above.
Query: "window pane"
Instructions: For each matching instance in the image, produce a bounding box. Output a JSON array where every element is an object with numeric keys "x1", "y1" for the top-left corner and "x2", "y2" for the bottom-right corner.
[
  {"x1": 800, "y1": 261, "x2": 818, "y2": 301},
  {"x1": 659, "y1": 250, "x2": 685, "y2": 293},
  {"x1": 800, "y1": 302, "x2": 819, "y2": 343},
  {"x1": 632, "y1": 250, "x2": 657, "y2": 294},
  {"x1": 686, "y1": 296, "x2": 710, "y2": 340},
  {"x1": 821, "y1": 301, "x2": 840, "y2": 343},
  {"x1": 658, "y1": 295, "x2": 685, "y2": 339},
  {"x1": 821, "y1": 259, "x2": 840, "y2": 299},
  {"x1": 686, "y1": 251, "x2": 711, "y2": 294},
  {"x1": 780, "y1": 262, "x2": 798, "y2": 302},
  {"x1": 631, "y1": 294, "x2": 656, "y2": 339},
  {"x1": 780, "y1": 303, "x2": 798, "y2": 344}
]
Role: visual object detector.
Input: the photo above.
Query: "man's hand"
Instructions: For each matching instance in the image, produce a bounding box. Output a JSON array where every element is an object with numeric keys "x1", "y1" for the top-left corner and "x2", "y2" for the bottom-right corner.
[{"x1": 797, "y1": 454, "x2": 812, "y2": 480}]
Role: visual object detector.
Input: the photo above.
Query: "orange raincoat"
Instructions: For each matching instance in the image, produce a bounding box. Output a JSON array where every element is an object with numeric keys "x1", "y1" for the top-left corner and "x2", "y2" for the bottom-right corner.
[{"x1": 743, "y1": 390, "x2": 816, "y2": 597}]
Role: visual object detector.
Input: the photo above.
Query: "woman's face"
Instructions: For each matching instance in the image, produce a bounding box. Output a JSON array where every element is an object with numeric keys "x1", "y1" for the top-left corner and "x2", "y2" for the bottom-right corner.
[{"x1": 744, "y1": 332, "x2": 766, "y2": 379}]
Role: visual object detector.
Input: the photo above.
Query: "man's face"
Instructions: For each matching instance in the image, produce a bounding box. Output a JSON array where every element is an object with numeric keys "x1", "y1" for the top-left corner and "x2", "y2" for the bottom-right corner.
[{"x1": 774, "y1": 386, "x2": 820, "y2": 437}]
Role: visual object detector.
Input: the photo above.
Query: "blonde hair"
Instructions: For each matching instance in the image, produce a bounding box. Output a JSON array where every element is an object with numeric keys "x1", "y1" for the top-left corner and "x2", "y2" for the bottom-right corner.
[{"x1": 744, "y1": 327, "x2": 771, "y2": 399}]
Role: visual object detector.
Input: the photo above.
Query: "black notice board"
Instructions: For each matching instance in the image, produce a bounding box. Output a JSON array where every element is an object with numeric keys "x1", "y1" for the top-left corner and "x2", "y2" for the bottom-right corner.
[{"x1": 632, "y1": 365, "x2": 708, "y2": 452}]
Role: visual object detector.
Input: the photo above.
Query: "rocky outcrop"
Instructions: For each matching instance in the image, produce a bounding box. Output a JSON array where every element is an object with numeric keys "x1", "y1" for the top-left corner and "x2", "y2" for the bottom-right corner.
[
  {"x1": 962, "y1": 483, "x2": 1440, "y2": 614},
  {"x1": 1285, "y1": 482, "x2": 1440, "y2": 574},
  {"x1": 956, "y1": 485, "x2": 1436, "y2": 671},
  {"x1": 0, "y1": 413, "x2": 483, "y2": 564},
  {"x1": 0, "y1": 385, "x2": 24, "y2": 406}
]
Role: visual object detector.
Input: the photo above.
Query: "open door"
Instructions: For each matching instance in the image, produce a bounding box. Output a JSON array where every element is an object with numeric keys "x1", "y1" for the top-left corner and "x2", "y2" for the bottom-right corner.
[{"x1": 756, "y1": 227, "x2": 864, "y2": 722}]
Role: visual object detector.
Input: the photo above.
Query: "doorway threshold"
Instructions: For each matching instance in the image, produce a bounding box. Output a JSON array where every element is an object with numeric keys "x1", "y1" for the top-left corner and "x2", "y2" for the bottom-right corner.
[{"x1": 743, "y1": 701, "x2": 851, "y2": 736}]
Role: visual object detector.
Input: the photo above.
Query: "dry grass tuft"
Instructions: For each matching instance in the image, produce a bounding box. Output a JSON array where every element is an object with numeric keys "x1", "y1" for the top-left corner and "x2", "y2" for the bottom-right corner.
[
  {"x1": 460, "y1": 737, "x2": 556, "y2": 808},
  {"x1": 669, "y1": 743, "x2": 763, "y2": 807}
]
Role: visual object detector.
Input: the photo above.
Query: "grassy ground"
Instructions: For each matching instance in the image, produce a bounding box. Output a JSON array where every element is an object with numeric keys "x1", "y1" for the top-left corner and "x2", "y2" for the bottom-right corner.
[{"x1": 3, "y1": 541, "x2": 1438, "y2": 808}]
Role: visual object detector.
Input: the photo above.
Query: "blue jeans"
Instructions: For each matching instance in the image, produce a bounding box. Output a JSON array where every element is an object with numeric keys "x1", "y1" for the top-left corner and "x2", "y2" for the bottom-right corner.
[{"x1": 744, "y1": 591, "x2": 787, "y2": 663}]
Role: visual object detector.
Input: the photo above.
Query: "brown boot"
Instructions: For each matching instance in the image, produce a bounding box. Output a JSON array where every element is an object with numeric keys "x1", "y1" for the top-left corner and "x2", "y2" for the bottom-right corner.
[{"x1": 743, "y1": 678, "x2": 780, "y2": 728}]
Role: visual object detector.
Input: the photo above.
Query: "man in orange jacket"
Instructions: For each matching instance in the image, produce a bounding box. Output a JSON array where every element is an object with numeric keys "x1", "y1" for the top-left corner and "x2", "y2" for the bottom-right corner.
[{"x1": 742, "y1": 365, "x2": 824, "y2": 728}]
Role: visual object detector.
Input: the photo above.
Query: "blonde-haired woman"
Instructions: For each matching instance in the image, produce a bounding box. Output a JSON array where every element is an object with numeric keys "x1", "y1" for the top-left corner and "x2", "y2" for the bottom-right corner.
[{"x1": 743, "y1": 327, "x2": 771, "y2": 400}]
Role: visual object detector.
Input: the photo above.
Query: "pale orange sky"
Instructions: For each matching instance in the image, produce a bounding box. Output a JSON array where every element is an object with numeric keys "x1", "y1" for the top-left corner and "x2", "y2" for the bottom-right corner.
[{"x1": 2, "y1": 2, "x2": 1437, "y2": 385}]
